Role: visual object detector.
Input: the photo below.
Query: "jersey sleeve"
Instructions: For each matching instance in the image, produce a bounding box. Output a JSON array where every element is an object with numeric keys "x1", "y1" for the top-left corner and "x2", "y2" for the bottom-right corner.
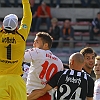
[
  {"x1": 87, "y1": 76, "x2": 94, "y2": 97},
  {"x1": 47, "y1": 71, "x2": 64, "y2": 88},
  {"x1": 24, "y1": 48, "x2": 45, "y2": 63},
  {"x1": 17, "y1": 0, "x2": 32, "y2": 41}
]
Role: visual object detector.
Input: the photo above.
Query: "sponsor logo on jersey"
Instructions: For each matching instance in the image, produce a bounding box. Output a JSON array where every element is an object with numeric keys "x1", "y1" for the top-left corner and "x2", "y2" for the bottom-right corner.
[
  {"x1": 2, "y1": 37, "x2": 16, "y2": 44},
  {"x1": 0, "y1": 59, "x2": 18, "y2": 64},
  {"x1": 65, "y1": 76, "x2": 81, "y2": 85}
]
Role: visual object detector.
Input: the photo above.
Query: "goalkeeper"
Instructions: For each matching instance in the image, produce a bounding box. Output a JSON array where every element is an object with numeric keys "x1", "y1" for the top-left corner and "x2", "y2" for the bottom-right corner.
[{"x1": 0, "y1": 0, "x2": 32, "y2": 99}]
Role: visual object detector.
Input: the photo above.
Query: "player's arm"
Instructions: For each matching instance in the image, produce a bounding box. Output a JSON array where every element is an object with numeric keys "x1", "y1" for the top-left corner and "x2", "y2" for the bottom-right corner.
[
  {"x1": 27, "y1": 84, "x2": 53, "y2": 100},
  {"x1": 27, "y1": 71, "x2": 63, "y2": 100},
  {"x1": 18, "y1": 0, "x2": 32, "y2": 40}
]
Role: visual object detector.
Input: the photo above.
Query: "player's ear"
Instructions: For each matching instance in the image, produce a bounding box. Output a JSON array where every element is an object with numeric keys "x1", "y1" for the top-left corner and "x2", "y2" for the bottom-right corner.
[
  {"x1": 71, "y1": 59, "x2": 74, "y2": 65},
  {"x1": 44, "y1": 43, "x2": 48, "y2": 48}
]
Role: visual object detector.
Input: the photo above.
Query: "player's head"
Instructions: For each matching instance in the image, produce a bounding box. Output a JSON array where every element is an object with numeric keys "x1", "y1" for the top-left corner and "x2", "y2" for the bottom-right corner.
[
  {"x1": 80, "y1": 47, "x2": 97, "y2": 73},
  {"x1": 94, "y1": 56, "x2": 100, "y2": 78},
  {"x1": 33, "y1": 32, "x2": 53, "y2": 50},
  {"x1": 3, "y1": 14, "x2": 18, "y2": 32},
  {"x1": 69, "y1": 52, "x2": 84, "y2": 70}
]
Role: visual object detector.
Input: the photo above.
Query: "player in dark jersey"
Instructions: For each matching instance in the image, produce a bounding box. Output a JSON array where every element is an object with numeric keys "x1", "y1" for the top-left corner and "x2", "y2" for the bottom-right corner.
[
  {"x1": 26, "y1": 52, "x2": 94, "y2": 100},
  {"x1": 53, "y1": 47, "x2": 95, "y2": 100},
  {"x1": 52, "y1": 47, "x2": 96, "y2": 100}
]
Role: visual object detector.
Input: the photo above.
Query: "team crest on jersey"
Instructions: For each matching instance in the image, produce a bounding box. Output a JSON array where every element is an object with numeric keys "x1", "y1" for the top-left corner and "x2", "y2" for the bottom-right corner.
[{"x1": 22, "y1": 24, "x2": 27, "y2": 29}]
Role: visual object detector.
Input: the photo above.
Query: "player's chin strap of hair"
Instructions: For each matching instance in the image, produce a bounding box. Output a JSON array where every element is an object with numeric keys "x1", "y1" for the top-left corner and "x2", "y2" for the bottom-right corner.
[{"x1": 0, "y1": 28, "x2": 25, "y2": 41}]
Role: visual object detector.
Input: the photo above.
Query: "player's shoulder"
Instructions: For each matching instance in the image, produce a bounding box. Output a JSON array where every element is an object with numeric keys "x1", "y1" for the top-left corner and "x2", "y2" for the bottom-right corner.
[
  {"x1": 55, "y1": 70, "x2": 65, "y2": 77},
  {"x1": 95, "y1": 78, "x2": 100, "y2": 84},
  {"x1": 46, "y1": 50, "x2": 62, "y2": 61},
  {"x1": 53, "y1": 54, "x2": 63, "y2": 64},
  {"x1": 26, "y1": 48, "x2": 45, "y2": 52},
  {"x1": 81, "y1": 70, "x2": 94, "y2": 82},
  {"x1": 25, "y1": 48, "x2": 47, "y2": 58},
  {"x1": 51, "y1": 52, "x2": 62, "y2": 60},
  {"x1": 86, "y1": 73, "x2": 94, "y2": 83}
]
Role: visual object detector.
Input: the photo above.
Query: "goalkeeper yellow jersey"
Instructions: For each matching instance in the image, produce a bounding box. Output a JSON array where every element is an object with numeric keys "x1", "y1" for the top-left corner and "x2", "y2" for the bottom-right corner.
[{"x1": 0, "y1": 1, "x2": 32, "y2": 75}]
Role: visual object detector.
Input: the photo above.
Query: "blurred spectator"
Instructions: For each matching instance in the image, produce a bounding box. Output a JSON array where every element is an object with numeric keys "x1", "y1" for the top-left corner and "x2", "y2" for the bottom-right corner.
[
  {"x1": 80, "y1": 0, "x2": 91, "y2": 7},
  {"x1": 39, "y1": 0, "x2": 43, "y2": 5},
  {"x1": 4, "y1": 0, "x2": 18, "y2": 7},
  {"x1": 30, "y1": 0, "x2": 38, "y2": 32},
  {"x1": 48, "y1": 18, "x2": 61, "y2": 48},
  {"x1": 60, "y1": 20, "x2": 75, "y2": 48},
  {"x1": 32, "y1": 0, "x2": 43, "y2": 5},
  {"x1": 50, "y1": 0, "x2": 61, "y2": 8},
  {"x1": 90, "y1": 11, "x2": 100, "y2": 41},
  {"x1": 35, "y1": 1, "x2": 52, "y2": 32}
]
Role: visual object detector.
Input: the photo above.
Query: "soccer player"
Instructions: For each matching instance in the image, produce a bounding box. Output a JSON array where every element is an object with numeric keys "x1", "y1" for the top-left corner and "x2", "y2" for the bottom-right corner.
[
  {"x1": 24, "y1": 32, "x2": 64, "y2": 100},
  {"x1": 93, "y1": 56, "x2": 100, "y2": 100},
  {"x1": 80, "y1": 47, "x2": 97, "y2": 75},
  {"x1": 80, "y1": 47, "x2": 96, "y2": 100},
  {"x1": 26, "y1": 52, "x2": 94, "y2": 100},
  {"x1": 0, "y1": 0, "x2": 32, "y2": 99}
]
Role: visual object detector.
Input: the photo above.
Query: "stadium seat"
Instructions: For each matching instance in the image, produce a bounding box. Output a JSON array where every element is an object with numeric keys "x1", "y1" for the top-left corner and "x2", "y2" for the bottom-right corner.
[
  {"x1": 26, "y1": 42, "x2": 33, "y2": 46},
  {"x1": 76, "y1": 21, "x2": 91, "y2": 26}
]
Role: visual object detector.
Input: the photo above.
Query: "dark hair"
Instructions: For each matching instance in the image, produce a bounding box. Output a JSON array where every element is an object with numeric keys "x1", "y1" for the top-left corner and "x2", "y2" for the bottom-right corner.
[
  {"x1": 80, "y1": 47, "x2": 97, "y2": 57},
  {"x1": 36, "y1": 32, "x2": 53, "y2": 49}
]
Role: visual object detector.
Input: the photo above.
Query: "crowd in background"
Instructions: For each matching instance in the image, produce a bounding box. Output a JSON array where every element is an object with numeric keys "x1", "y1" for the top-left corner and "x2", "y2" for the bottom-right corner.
[
  {"x1": 1, "y1": 0, "x2": 100, "y2": 8},
  {"x1": 29, "y1": 0, "x2": 100, "y2": 48},
  {"x1": 1, "y1": 0, "x2": 100, "y2": 48}
]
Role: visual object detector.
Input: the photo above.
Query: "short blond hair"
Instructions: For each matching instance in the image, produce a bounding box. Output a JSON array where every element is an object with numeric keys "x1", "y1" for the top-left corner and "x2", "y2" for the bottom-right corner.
[
  {"x1": 51, "y1": 18, "x2": 58, "y2": 23},
  {"x1": 69, "y1": 52, "x2": 84, "y2": 64}
]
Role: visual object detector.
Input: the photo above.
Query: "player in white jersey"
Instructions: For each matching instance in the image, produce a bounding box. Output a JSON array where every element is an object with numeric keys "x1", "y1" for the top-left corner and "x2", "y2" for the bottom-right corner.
[
  {"x1": 24, "y1": 32, "x2": 63, "y2": 100},
  {"x1": 94, "y1": 56, "x2": 100, "y2": 100}
]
